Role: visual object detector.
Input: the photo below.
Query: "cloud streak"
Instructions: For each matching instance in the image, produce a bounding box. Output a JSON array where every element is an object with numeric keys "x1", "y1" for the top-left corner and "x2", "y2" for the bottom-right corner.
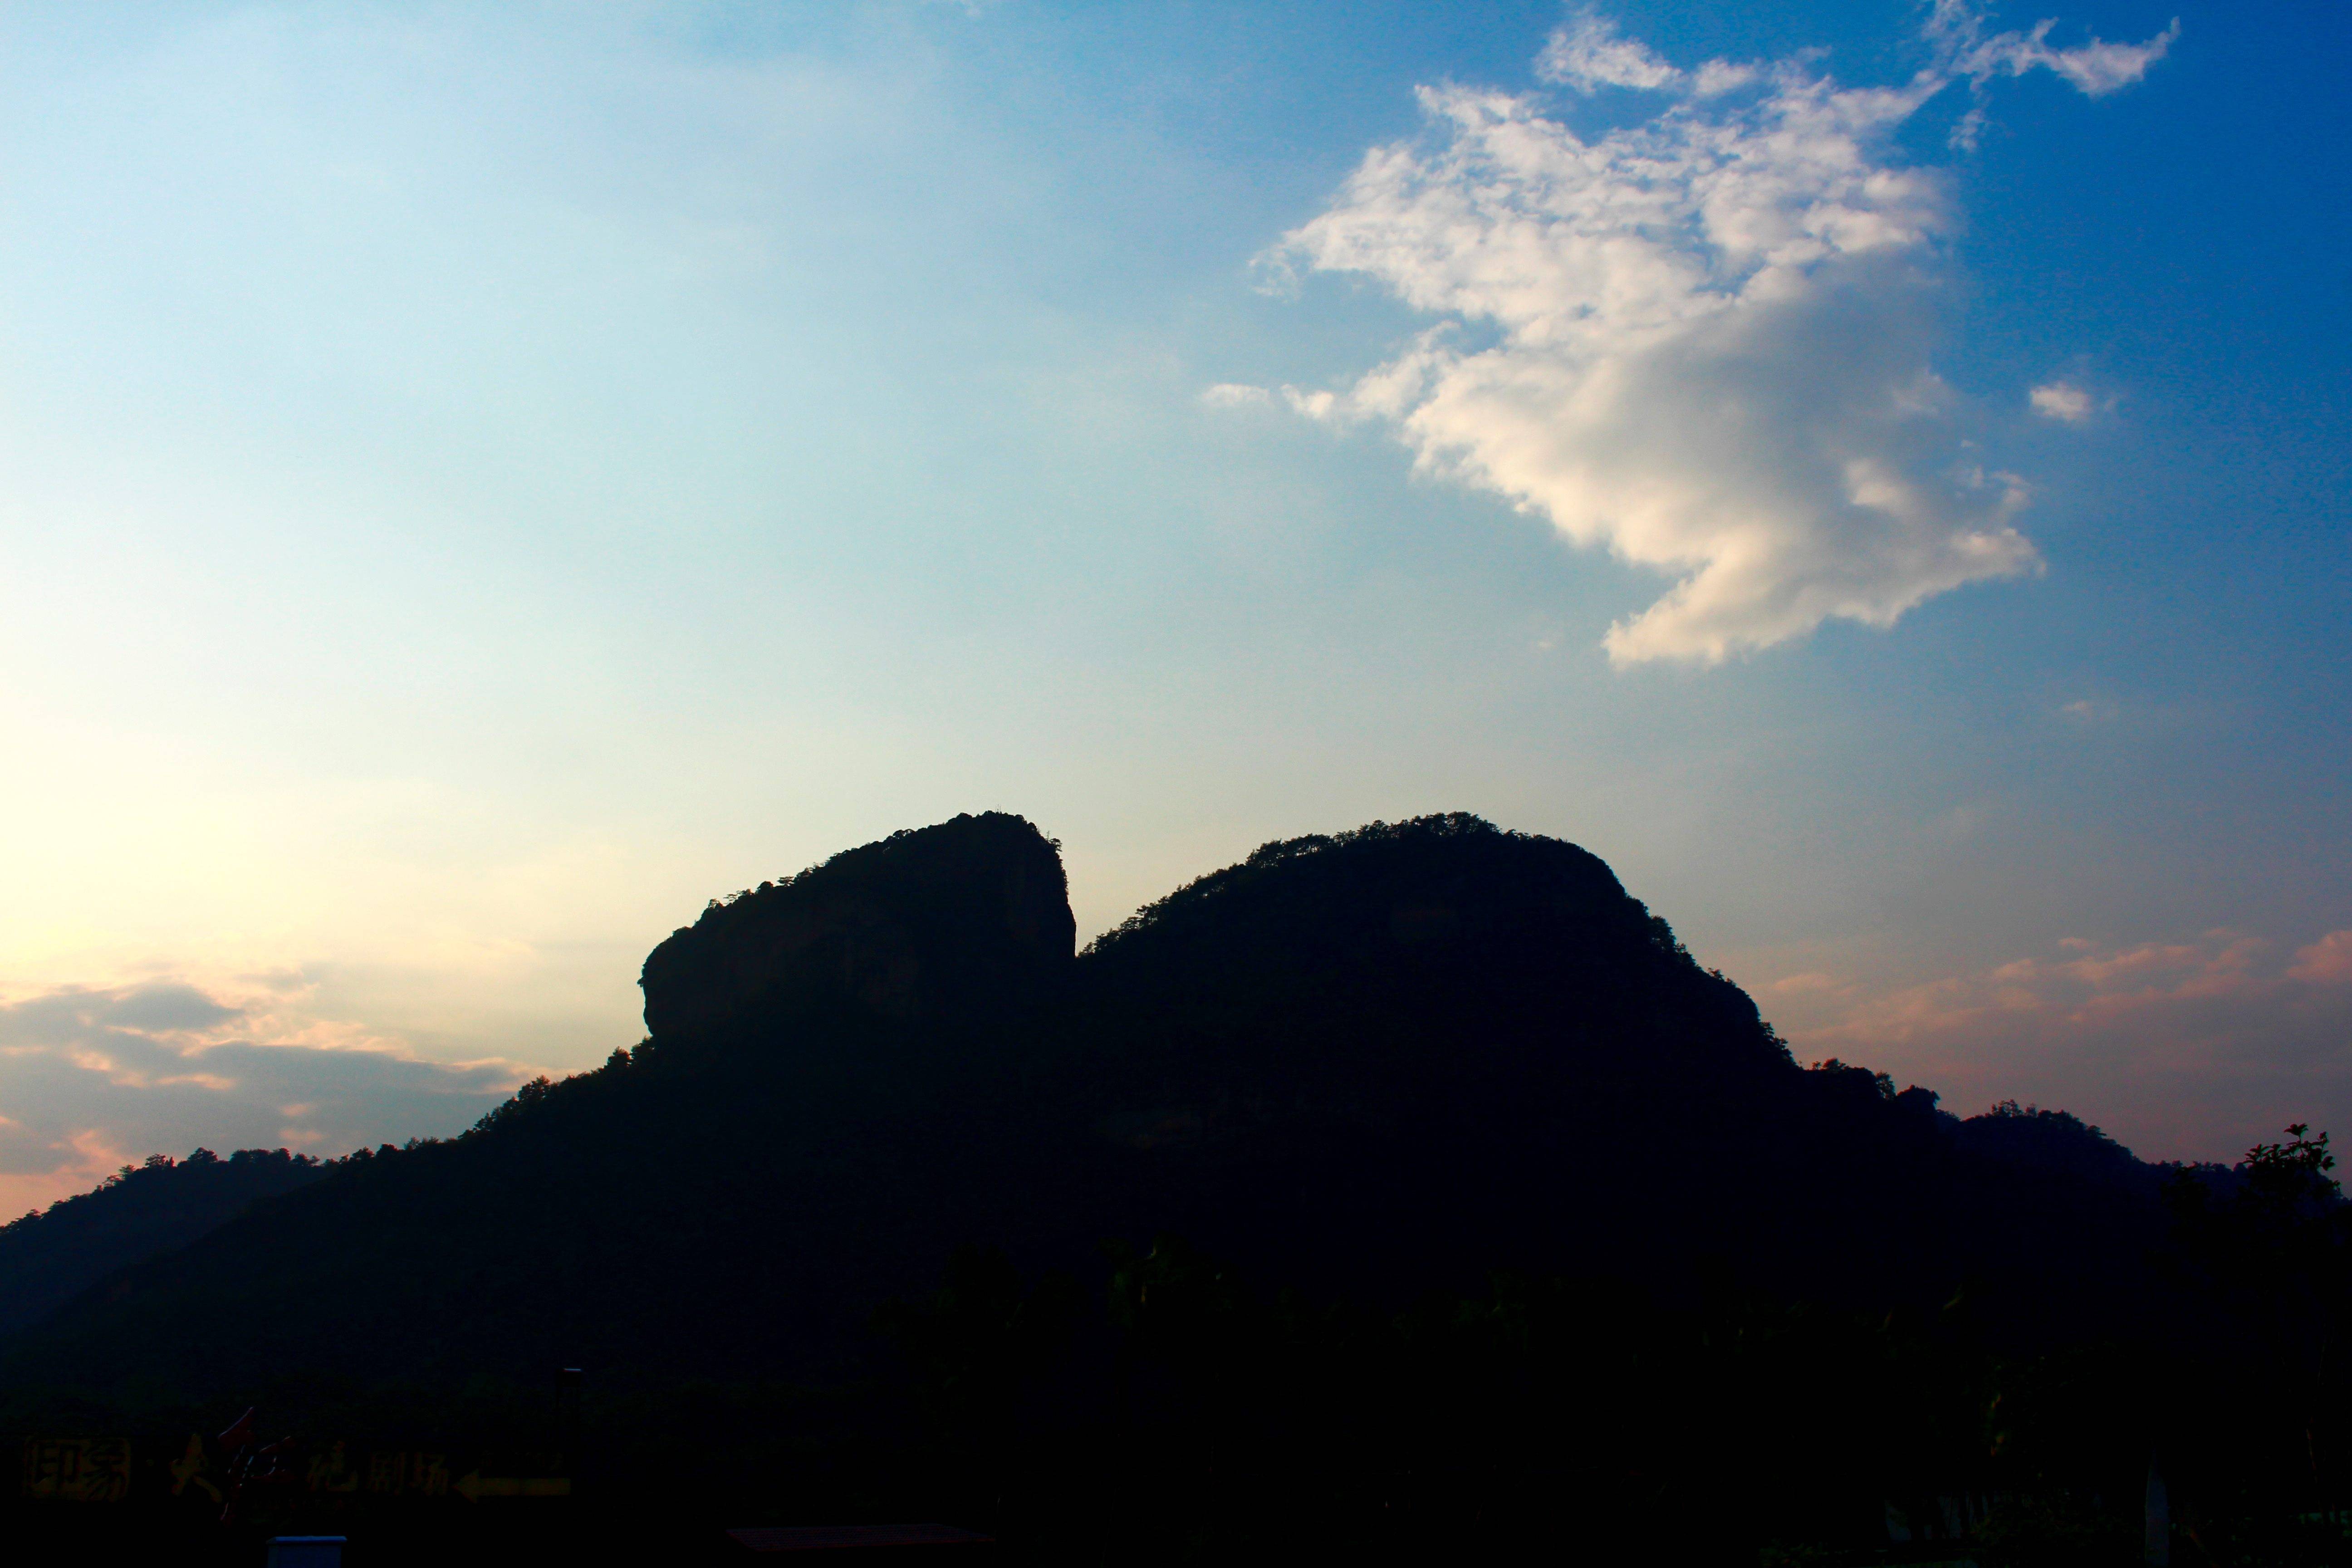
[
  {"x1": 1929, "y1": 0, "x2": 2178, "y2": 109},
  {"x1": 1247, "y1": 3, "x2": 2172, "y2": 664},
  {"x1": 1783, "y1": 927, "x2": 2352, "y2": 1162},
  {"x1": 0, "y1": 978, "x2": 533, "y2": 1219}
]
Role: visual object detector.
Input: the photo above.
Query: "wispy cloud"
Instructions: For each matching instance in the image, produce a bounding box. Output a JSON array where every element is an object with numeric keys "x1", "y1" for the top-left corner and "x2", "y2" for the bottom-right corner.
[
  {"x1": 1241, "y1": 2, "x2": 2173, "y2": 665},
  {"x1": 0, "y1": 977, "x2": 534, "y2": 1219},
  {"x1": 1534, "y1": 11, "x2": 1683, "y2": 93},
  {"x1": 1200, "y1": 382, "x2": 1274, "y2": 409},
  {"x1": 1929, "y1": 0, "x2": 2177, "y2": 142}
]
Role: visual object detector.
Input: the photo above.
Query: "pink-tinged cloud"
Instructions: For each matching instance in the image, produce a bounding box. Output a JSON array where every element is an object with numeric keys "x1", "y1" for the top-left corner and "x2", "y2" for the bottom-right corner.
[
  {"x1": 2289, "y1": 931, "x2": 2352, "y2": 986},
  {"x1": 1784, "y1": 929, "x2": 2352, "y2": 1165},
  {"x1": 0, "y1": 978, "x2": 538, "y2": 1220}
]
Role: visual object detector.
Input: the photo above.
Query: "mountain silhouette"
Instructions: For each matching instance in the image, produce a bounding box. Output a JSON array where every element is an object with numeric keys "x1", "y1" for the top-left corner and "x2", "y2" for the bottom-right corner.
[
  {"x1": 0, "y1": 811, "x2": 2169, "y2": 1408},
  {"x1": 641, "y1": 809, "x2": 1074, "y2": 1044},
  {"x1": 0, "y1": 1147, "x2": 323, "y2": 1340}
]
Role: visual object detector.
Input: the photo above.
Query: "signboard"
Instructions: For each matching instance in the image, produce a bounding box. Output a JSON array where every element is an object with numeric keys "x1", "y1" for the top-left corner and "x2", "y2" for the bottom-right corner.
[
  {"x1": 13, "y1": 1435, "x2": 540, "y2": 1506},
  {"x1": 22, "y1": 1438, "x2": 132, "y2": 1503}
]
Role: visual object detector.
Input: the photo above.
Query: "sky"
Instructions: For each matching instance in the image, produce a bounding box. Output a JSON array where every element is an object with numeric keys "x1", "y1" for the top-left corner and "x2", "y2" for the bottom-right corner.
[{"x1": 1, "y1": 0, "x2": 2347, "y2": 1216}]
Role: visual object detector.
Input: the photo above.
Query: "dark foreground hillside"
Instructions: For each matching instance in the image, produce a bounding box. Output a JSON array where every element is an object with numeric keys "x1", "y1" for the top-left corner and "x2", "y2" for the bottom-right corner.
[
  {"x1": 0, "y1": 1148, "x2": 324, "y2": 1338},
  {"x1": 2, "y1": 813, "x2": 2344, "y2": 1563}
]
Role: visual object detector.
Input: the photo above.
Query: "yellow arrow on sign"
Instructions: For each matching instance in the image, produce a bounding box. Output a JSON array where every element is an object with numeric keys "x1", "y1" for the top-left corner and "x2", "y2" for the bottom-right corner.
[{"x1": 455, "y1": 1471, "x2": 571, "y2": 1501}]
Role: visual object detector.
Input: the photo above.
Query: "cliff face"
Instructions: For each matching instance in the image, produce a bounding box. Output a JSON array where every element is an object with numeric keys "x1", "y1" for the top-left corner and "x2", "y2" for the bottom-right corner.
[{"x1": 638, "y1": 811, "x2": 1075, "y2": 1046}]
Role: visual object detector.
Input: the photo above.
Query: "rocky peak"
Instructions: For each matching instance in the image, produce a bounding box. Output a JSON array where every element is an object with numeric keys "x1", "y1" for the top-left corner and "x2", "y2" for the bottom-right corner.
[{"x1": 639, "y1": 812, "x2": 1074, "y2": 1046}]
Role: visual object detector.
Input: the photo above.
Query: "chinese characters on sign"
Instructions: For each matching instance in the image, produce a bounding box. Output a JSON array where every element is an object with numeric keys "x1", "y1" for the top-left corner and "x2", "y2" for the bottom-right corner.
[
  {"x1": 22, "y1": 1437, "x2": 132, "y2": 1503},
  {"x1": 299, "y1": 1441, "x2": 450, "y2": 1498},
  {"x1": 19, "y1": 1435, "x2": 475, "y2": 1504},
  {"x1": 363, "y1": 1451, "x2": 449, "y2": 1498}
]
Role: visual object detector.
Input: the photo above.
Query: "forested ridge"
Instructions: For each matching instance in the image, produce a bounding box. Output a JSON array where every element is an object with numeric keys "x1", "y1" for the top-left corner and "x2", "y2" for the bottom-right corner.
[
  {"x1": 2, "y1": 812, "x2": 2343, "y2": 1563},
  {"x1": 0, "y1": 1147, "x2": 324, "y2": 1339}
]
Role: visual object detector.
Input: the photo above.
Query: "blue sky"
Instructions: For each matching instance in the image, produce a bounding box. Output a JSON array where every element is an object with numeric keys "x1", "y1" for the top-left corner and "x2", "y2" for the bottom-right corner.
[{"x1": 1, "y1": 0, "x2": 2346, "y2": 1213}]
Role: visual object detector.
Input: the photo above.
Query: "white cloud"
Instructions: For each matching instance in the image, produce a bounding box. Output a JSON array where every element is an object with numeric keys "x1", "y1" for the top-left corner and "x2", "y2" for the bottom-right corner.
[
  {"x1": 2031, "y1": 380, "x2": 2095, "y2": 421},
  {"x1": 1534, "y1": 10, "x2": 1681, "y2": 93},
  {"x1": 1690, "y1": 61, "x2": 1761, "y2": 99},
  {"x1": 1932, "y1": 0, "x2": 2180, "y2": 97},
  {"x1": 1200, "y1": 382, "x2": 1274, "y2": 408},
  {"x1": 1928, "y1": 1, "x2": 2178, "y2": 147},
  {"x1": 1256, "y1": 4, "x2": 2173, "y2": 665}
]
